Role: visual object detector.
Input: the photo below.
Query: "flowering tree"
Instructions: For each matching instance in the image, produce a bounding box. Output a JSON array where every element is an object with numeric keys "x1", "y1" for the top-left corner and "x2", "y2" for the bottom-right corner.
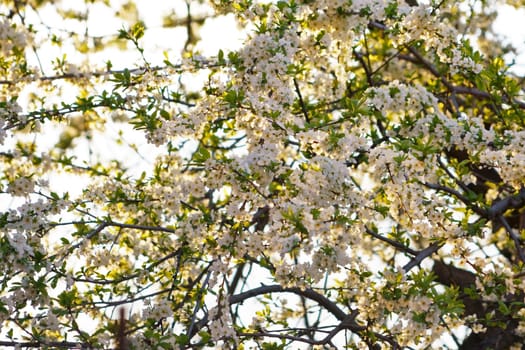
[{"x1": 1, "y1": 0, "x2": 525, "y2": 348}]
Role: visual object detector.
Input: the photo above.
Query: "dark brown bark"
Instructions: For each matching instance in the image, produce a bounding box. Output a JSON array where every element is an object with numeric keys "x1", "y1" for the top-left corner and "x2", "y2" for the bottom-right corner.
[
  {"x1": 117, "y1": 308, "x2": 129, "y2": 350},
  {"x1": 433, "y1": 261, "x2": 523, "y2": 349}
]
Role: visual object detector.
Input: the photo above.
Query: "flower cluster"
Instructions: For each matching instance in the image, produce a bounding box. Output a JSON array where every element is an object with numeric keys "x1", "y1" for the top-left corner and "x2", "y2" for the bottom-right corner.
[{"x1": 0, "y1": 19, "x2": 27, "y2": 57}]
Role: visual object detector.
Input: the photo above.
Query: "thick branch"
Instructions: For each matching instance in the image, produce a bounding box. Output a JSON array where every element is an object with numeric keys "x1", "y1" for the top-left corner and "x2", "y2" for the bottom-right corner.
[
  {"x1": 488, "y1": 188, "x2": 525, "y2": 219},
  {"x1": 403, "y1": 242, "x2": 443, "y2": 272}
]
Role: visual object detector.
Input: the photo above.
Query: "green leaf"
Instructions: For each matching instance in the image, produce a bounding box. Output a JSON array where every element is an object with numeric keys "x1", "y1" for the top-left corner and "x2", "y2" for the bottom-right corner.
[
  {"x1": 218, "y1": 49, "x2": 225, "y2": 65},
  {"x1": 57, "y1": 289, "x2": 79, "y2": 308},
  {"x1": 198, "y1": 330, "x2": 212, "y2": 344},
  {"x1": 193, "y1": 145, "x2": 211, "y2": 163},
  {"x1": 498, "y1": 301, "x2": 510, "y2": 315},
  {"x1": 176, "y1": 334, "x2": 189, "y2": 345},
  {"x1": 262, "y1": 341, "x2": 285, "y2": 350},
  {"x1": 131, "y1": 22, "x2": 145, "y2": 40}
]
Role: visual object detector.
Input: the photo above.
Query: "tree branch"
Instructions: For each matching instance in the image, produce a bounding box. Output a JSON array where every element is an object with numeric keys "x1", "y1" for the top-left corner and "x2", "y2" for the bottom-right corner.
[
  {"x1": 403, "y1": 242, "x2": 443, "y2": 272},
  {"x1": 497, "y1": 214, "x2": 525, "y2": 263},
  {"x1": 423, "y1": 182, "x2": 487, "y2": 217},
  {"x1": 0, "y1": 340, "x2": 91, "y2": 349},
  {"x1": 230, "y1": 285, "x2": 355, "y2": 325},
  {"x1": 365, "y1": 226, "x2": 418, "y2": 255},
  {"x1": 487, "y1": 187, "x2": 525, "y2": 219}
]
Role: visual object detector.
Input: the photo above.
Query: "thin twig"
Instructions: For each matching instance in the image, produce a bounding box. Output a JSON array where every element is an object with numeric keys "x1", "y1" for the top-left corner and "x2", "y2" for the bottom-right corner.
[
  {"x1": 498, "y1": 214, "x2": 525, "y2": 263},
  {"x1": 187, "y1": 269, "x2": 212, "y2": 338},
  {"x1": 293, "y1": 78, "x2": 310, "y2": 123},
  {"x1": 365, "y1": 226, "x2": 418, "y2": 255},
  {"x1": 423, "y1": 182, "x2": 487, "y2": 217}
]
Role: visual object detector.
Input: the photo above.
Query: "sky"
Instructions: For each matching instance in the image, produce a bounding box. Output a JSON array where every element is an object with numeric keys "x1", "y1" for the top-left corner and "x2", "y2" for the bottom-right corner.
[{"x1": 493, "y1": 4, "x2": 525, "y2": 74}]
